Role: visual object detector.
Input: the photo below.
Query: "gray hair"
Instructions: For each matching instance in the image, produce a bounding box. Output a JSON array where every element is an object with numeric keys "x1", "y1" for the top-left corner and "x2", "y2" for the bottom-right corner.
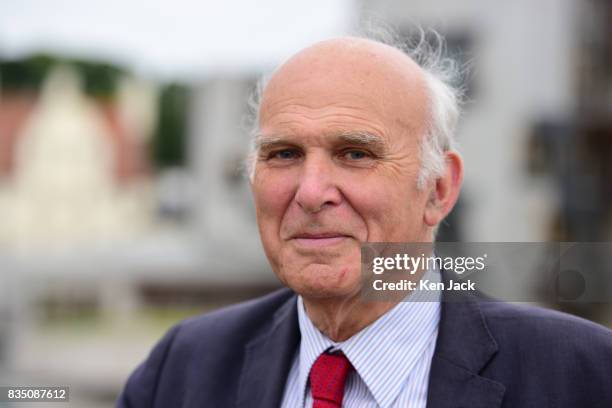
[{"x1": 245, "y1": 27, "x2": 465, "y2": 189}]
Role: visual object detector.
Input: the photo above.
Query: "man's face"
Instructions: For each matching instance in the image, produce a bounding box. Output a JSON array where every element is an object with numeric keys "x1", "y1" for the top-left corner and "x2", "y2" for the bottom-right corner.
[{"x1": 251, "y1": 39, "x2": 433, "y2": 300}]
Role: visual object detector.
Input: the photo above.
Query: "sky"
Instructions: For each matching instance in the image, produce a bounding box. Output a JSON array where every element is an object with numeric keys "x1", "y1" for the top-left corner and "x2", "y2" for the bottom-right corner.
[{"x1": 0, "y1": 0, "x2": 356, "y2": 80}]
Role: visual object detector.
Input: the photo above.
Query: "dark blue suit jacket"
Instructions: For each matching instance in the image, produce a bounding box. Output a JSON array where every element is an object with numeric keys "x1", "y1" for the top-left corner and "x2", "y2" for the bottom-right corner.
[{"x1": 118, "y1": 285, "x2": 612, "y2": 407}]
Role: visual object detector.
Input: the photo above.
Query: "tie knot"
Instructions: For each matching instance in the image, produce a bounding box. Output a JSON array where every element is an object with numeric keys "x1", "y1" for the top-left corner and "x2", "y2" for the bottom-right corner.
[{"x1": 309, "y1": 352, "x2": 352, "y2": 408}]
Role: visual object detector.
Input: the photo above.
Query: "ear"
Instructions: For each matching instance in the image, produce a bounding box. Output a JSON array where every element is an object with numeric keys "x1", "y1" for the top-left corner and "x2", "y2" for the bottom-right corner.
[{"x1": 424, "y1": 151, "x2": 463, "y2": 227}]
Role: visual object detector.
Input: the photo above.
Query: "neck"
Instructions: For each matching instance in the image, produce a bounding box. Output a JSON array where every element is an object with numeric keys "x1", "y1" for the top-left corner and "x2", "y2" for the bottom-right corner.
[
  {"x1": 302, "y1": 293, "x2": 398, "y2": 342},
  {"x1": 301, "y1": 256, "x2": 431, "y2": 341}
]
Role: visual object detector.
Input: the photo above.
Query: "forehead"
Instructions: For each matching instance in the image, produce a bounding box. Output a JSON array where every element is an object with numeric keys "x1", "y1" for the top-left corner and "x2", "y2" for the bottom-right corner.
[{"x1": 259, "y1": 38, "x2": 429, "y2": 140}]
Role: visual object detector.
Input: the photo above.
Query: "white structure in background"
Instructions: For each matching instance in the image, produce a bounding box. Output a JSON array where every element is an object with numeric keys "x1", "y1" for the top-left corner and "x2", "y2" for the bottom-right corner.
[{"x1": 0, "y1": 67, "x2": 155, "y2": 250}]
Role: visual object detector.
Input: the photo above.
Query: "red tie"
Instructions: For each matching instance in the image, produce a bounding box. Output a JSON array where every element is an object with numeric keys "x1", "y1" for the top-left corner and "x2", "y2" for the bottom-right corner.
[{"x1": 309, "y1": 352, "x2": 353, "y2": 408}]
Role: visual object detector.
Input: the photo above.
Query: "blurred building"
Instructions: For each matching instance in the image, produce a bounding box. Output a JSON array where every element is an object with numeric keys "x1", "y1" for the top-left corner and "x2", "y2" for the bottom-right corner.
[{"x1": 0, "y1": 67, "x2": 153, "y2": 249}]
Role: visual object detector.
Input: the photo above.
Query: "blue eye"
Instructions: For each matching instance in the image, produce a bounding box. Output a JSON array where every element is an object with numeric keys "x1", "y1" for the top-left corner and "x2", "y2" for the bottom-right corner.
[
  {"x1": 273, "y1": 149, "x2": 298, "y2": 160},
  {"x1": 344, "y1": 150, "x2": 368, "y2": 160}
]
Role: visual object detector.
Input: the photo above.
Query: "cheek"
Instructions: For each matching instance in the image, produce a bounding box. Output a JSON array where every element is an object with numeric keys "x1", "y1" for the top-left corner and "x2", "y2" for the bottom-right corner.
[
  {"x1": 253, "y1": 171, "x2": 295, "y2": 219},
  {"x1": 252, "y1": 171, "x2": 297, "y2": 250},
  {"x1": 343, "y1": 176, "x2": 427, "y2": 240}
]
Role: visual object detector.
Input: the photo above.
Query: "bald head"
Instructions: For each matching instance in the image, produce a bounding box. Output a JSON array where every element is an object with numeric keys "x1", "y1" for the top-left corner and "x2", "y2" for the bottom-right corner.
[{"x1": 259, "y1": 37, "x2": 429, "y2": 141}]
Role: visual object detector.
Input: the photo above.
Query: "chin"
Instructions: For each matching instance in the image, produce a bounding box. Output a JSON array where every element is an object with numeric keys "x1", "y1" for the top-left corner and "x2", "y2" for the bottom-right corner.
[{"x1": 284, "y1": 263, "x2": 362, "y2": 300}]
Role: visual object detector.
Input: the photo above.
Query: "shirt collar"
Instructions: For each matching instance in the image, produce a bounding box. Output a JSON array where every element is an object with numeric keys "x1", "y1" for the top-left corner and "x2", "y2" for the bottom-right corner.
[{"x1": 296, "y1": 269, "x2": 442, "y2": 408}]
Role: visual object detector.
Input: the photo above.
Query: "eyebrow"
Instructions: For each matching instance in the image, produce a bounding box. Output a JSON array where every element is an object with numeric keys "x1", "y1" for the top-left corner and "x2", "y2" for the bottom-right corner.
[
  {"x1": 254, "y1": 136, "x2": 284, "y2": 151},
  {"x1": 254, "y1": 131, "x2": 387, "y2": 152},
  {"x1": 336, "y1": 131, "x2": 386, "y2": 149}
]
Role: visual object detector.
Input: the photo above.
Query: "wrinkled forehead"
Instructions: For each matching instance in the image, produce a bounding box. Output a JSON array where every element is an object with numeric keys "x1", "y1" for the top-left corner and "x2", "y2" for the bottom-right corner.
[{"x1": 259, "y1": 37, "x2": 430, "y2": 135}]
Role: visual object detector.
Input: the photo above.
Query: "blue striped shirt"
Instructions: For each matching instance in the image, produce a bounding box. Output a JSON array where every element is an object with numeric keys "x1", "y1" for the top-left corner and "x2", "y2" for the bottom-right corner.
[{"x1": 281, "y1": 270, "x2": 441, "y2": 408}]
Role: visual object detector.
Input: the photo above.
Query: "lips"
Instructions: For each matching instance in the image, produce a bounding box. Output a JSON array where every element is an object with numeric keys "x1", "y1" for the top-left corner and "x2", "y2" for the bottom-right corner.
[
  {"x1": 291, "y1": 232, "x2": 352, "y2": 248},
  {"x1": 293, "y1": 232, "x2": 348, "y2": 239}
]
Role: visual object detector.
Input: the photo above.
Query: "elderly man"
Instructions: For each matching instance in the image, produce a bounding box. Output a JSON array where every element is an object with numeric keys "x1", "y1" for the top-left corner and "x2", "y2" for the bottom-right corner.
[{"x1": 118, "y1": 35, "x2": 612, "y2": 408}]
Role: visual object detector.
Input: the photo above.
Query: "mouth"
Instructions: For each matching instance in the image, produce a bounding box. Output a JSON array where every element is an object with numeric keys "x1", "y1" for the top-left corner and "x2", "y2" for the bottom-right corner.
[{"x1": 291, "y1": 233, "x2": 352, "y2": 248}]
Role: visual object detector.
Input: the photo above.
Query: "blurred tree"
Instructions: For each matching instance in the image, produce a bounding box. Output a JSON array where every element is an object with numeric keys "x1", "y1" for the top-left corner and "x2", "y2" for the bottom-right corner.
[
  {"x1": 74, "y1": 60, "x2": 123, "y2": 100},
  {"x1": 0, "y1": 54, "x2": 124, "y2": 99},
  {"x1": 0, "y1": 54, "x2": 54, "y2": 90},
  {"x1": 151, "y1": 84, "x2": 189, "y2": 169}
]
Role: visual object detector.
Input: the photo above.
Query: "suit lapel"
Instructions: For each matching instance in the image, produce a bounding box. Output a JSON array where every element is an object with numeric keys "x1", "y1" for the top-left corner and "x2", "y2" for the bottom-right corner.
[
  {"x1": 237, "y1": 293, "x2": 300, "y2": 408},
  {"x1": 426, "y1": 272, "x2": 505, "y2": 408}
]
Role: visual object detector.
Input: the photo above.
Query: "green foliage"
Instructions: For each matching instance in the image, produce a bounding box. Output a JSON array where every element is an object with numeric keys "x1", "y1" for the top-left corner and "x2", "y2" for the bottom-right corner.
[
  {"x1": 74, "y1": 60, "x2": 124, "y2": 99},
  {"x1": 151, "y1": 84, "x2": 189, "y2": 168},
  {"x1": 0, "y1": 53, "x2": 124, "y2": 99},
  {"x1": 0, "y1": 54, "x2": 54, "y2": 90}
]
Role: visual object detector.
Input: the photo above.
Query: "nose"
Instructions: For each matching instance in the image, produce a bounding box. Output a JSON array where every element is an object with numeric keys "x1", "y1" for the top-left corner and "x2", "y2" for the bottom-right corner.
[{"x1": 294, "y1": 152, "x2": 342, "y2": 214}]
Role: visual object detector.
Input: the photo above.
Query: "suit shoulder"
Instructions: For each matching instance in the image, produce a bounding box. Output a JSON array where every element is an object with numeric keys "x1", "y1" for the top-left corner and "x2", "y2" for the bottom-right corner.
[
  {"x1": 475, "y1": 300, "x2": 612, "y2": 406},
  {"x1": 479, "y1": 300, "x2": 612, "y2": 352},
  {"x1": 117, "y1": 287, "x2": 296, "y2": 407}
]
